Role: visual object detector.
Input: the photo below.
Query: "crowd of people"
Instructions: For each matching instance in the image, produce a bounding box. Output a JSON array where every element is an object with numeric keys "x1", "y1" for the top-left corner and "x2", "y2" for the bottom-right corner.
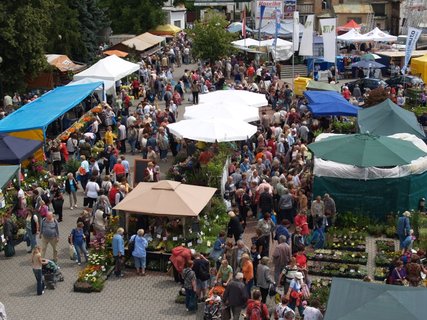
[{"x1": 3, "y1": 28, "x2": 427, "y2": 319}]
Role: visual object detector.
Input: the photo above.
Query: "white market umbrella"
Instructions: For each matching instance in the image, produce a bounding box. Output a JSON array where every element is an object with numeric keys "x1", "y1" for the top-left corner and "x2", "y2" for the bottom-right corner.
[
  {"x1": 167, "y1": 117, "x2": 258, "y2": 143},
  {"x1": 183, "y1": 102, "x2": 260, "y2": 122},
  {"x1": 199, "y1": 90, "x2": 268, "y2": 108}
]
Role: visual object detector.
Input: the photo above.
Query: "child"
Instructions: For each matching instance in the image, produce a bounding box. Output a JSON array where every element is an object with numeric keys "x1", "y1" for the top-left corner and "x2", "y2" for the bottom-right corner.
[{"x1": 250, "y1": 244, "x2": 260, "y2": 285}]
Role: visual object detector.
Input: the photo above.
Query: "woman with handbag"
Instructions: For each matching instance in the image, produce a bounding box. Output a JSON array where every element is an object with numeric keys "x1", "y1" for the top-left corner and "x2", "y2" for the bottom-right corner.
[
  {"x1": 285, "y1": 272, "x2": 305, "y2": 317},
  {"x1": 390, "y1": 260, "x2": 407, "y2": 285},
  {"x1": 256, "y1": 256, "x2": 275, "y2": 303}
]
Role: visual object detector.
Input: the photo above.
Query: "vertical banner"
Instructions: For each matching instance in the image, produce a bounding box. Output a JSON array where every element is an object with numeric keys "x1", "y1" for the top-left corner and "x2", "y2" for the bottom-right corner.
[
  {"x1": 242, "y1": 6, "x2": 246, "y2": 38},
  {"x1": 320, "y1": 18, "x2": 337, "y2": 63},
  {"x1": 299, "y1": 15, "x2": 314, "y2": 56},
  {"x1": 258, "y1": 4, "x2": 266, "y2": 39},
  {"x1": 293, "y1": 11, "x2": 299, "y2": 52},
  {"x1": 284, "y1": 0, "x2": 296, "y2": 19},
  {"x1": 403, "y1": 27, "x2": 422, "y2": 74},
  {"x1": 274, "y1": 8, "x2": 281, "y2": 48}
]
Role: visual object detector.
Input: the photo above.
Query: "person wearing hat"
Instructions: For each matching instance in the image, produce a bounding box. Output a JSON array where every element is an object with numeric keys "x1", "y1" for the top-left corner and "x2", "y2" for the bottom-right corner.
[
  {"x1": 396, "y1": 211, "x2": 411, "y2": 249},
  {"x1": 285, "y1": 271, "x2": 305, "y2": 317},
  {"x1": 223, "y1": 272, "x2": 248, "y2": 320}
]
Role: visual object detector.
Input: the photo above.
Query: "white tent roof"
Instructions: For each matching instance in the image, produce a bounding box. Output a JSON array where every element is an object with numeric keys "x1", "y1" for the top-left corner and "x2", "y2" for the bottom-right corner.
[
  {"x1": 67, "y1": 77, "x2": 115, "y2": 92},
  {"x1": 337, "y1": 28, "x2": 370, "y2": 42},
  {"x1": 362, "y1": 27, "x2": 397, "y2": 42},
  {"x1": 167, "y1": 117, "x2": 258, "y2": 143},
  {"x1": 184, "y1": 102, "x2": 260, "y2": 122},
  {"x1": 232, "y1": 38, "x2": 261, "y2": 48},
  {"x1": 199, "y1": 90, "x2": 268, "y2": 108},
  {"x1": 73, "y1": 55, "x2": 139, "y2": 82},
  {"x1": 232, "y1": 38, "x2": 293, "y2": 51}
]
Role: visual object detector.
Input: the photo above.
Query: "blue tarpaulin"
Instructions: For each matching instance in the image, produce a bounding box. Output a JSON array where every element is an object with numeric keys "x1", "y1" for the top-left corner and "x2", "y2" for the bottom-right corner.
[
  {"x1": 0, "y1": 82, "x2": 102, "y2": 134},
  {"x1": 304, "y1": 91, "x2": 360, "y2": 117}
]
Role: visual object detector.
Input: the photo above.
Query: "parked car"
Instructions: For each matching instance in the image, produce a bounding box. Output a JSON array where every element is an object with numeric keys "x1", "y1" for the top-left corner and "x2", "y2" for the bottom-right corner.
[
  {"x1": 385, "y1": 75, "x2": 424, "y2": 87},
  {"x1": 345, "y1": 78, "x2": 387, "y2": 93}
]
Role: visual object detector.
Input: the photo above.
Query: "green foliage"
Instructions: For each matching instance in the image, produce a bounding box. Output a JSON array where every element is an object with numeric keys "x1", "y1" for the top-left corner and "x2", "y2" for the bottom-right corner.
[
  {"x1": 99, "y1": 0, "x2": 165, "y2": 34},
  {"x1": 0, "y1": 0, "x2": 54, "y2": 92},
  {"x1": 43, "y1": 0, "x2": 83, "y2": 60},
  {"x1": 69, "y1": 0, "x2": 110, "y2": 62},
  {"x1": 63, "y1": 158, "x2": 81, "y2": 175},
  {"x1": 331, "y1": 120, "x2": 356, "y2": 134},
  {"x1": 188, "y1": 10, "x2": 236, "y2": 63}
]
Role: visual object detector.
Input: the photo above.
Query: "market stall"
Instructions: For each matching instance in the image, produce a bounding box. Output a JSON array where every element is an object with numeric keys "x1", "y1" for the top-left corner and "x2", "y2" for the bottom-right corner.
[
  {"x1": 303, "y1": 91, "x2": 361, "y2": 117},
  {"x1": 183, "y1": 102, "x2": 260, "y2": 123},
  {"x1": 310, "y1": 133, "x2": 427, "y2": 217},
  {"x1": 199, "y1": 89, "x2": 268, "y2": 108},
  {"x1": 0, "y1": 82, "x2": 103, "y2": 141},
  {"x1": 358, "y1": 99, "x2": 426, "y2": 139},
  {"x1": 113, "y1": 180, "x2": 217, "y2": 270},
  {"x1": 410, "y1": 54, "x2": 427, "y2": 82}
]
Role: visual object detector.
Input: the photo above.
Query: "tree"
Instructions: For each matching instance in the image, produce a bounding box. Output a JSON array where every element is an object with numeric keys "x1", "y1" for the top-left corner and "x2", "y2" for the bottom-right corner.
[
  {"x1": 69, "y1": 0, "x2": 110, "y2": 62},
  {"x1": 99, "y1": 0, "x2": 165, "y2": 34},
  {"x1": 0, "y1": 0, "x2": 54, "y2": 92},
  {"x1": 44, "y1": 0, "x2": 83, "y2": 61},
  {"x1": 188, "y1": 10, "x2": 236, "y2": 64}
]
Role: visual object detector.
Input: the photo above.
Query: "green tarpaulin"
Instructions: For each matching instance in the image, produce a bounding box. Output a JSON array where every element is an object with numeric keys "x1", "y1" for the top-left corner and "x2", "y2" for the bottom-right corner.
[
  {"x1": 0, "y1": 165, "x2": 19, "y2": 190},
  {"x1": 308, "y1": 134, "x2": 427, "y2": 167},
  {"x1": 325, "y1": 278, "x2": 427, "y2": 320},
  {"x1": 358, "y1": 99, "x2": 426, "y2": 139},
  {"x1": 313, "y1": 172, "x2": 427, "y2": 218},
  {"x1": 306, "y1": 80, "x2": 341, "y2": 92}
]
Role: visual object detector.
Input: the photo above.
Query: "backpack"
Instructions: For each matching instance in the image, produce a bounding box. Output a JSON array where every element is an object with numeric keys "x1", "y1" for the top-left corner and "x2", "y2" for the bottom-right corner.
[
  {"x1": 249, "y1": 303, "x2": 266, "y2": 320},
  {"x1": 128, "y1": 235, "x2": 136, "y2": 253},
  {"x1": 198, "y1": 260, "x2": 210, "y2": 281}
]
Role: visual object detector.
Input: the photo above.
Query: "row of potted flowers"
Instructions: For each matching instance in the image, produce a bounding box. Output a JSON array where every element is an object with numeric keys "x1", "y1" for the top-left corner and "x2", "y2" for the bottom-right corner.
[
  {"x1": 308, "y1": 261, "x2": 368, "y2": 279},
  {"x1": 306, "y1": 249, "x2": 368, "y2": 265}
]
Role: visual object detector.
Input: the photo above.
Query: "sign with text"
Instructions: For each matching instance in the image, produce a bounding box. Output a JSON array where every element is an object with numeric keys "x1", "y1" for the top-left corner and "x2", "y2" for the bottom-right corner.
[{"x1": 255, "y1": 0, "x2": 284, "y2": 29}]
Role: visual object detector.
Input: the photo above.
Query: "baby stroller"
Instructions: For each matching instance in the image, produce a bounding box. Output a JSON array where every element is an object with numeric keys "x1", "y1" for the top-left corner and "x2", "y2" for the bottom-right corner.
[
  {"x1": 204, "y1": 284, "x2": 225, "y2": 320},
  {"x1": 42, "y1": 259, "x2": 64, "y2": 289}
]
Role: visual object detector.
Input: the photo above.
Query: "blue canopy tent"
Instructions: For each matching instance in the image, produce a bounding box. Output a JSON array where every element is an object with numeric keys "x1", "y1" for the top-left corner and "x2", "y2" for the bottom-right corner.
[
  {"x1": 0, "y1": 134, "x2": 43, "y2": 164},
  {"x1": 304, "y1": 91, "x2": 361, "y2": 117},
  {"x1": 0, "y1": 82, "x2": 103, "y2": 141}
]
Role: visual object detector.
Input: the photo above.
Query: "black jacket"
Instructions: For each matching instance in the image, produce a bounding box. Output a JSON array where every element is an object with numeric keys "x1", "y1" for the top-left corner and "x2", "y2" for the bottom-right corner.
[{"x1": 223, "y1": 280, "x2": 248, "y2": 307}]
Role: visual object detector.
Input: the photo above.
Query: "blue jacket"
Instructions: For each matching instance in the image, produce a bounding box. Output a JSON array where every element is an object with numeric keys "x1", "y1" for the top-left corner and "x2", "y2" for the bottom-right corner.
[
  {"x1": 397, "y1": 216, "x2": 410, "y2": 237},
  {"x1": 131, "y1": 235, "x2": 148, "y2": 258},
  {"x1": 112, "y1": 233, "x2": 124, "y2": 256}
]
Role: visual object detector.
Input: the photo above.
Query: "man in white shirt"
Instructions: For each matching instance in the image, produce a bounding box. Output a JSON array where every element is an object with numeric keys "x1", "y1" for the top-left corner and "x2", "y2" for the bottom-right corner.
[
  {"x1": 303, "y1": 299, "x2": 323, "y2": 320},
  {"x1": 118, "y1": 123, "x2": 127, "y2": 154}
]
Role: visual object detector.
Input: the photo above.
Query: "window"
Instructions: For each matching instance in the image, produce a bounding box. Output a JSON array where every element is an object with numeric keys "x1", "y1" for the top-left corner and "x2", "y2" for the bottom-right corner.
[
  {"x1": 174, "y1": 21, "x2": 181, "y2": 28},
  {"x1": 372, "y1": 3, "x2": 386, "y2": 16}
]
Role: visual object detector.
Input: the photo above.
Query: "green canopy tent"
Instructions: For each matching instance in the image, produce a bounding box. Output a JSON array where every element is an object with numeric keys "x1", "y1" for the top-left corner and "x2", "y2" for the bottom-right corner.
[
  {"x1": 306, "y1": 80, "x2": 341, "y2": 93},
  {"x1": 324, "y1": 278, "x2": 427, "y2": 320},
  {"x1": 0, "y1": 165, "x2": 20, "y2": 190},
  {"x1": 358, "y1": 99, "x2": 426, "y2": 140},
  {"x1": 308, "y1": 133, "x2": 427, "y2": 167},
  {"x1": 311, "y1": 133, "x2": 427, "y2": 217}
]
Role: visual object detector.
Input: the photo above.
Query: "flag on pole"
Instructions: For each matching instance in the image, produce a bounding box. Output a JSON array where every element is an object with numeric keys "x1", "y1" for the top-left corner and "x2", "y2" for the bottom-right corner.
[
  {"x1": 293, "y1": 11, "x2": 300, "y2": 52},
  {"x1": 402, "y1": 27, "x2": 422, "y2": 74},
  {"x1": 258, "y1": 5, "x2": 266, "y2": 40},
  {"x1": 242, "y1": 6, "x2": 246, "y2": 38},
  {"x1": 299, "y1": 15, "x2": 314, "y2": 56},
  {"x1": 320, "y1": 18, "x2": 336, "y2": 63},
  {"x1": 273, "y1": 8, "x2": 281, "y2": 48}
]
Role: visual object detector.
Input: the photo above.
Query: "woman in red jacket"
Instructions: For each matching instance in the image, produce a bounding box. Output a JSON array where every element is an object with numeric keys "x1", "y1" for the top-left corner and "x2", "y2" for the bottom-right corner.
[{"x1": 170, "y1": 246, "x2": 193, "y2": 284}]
